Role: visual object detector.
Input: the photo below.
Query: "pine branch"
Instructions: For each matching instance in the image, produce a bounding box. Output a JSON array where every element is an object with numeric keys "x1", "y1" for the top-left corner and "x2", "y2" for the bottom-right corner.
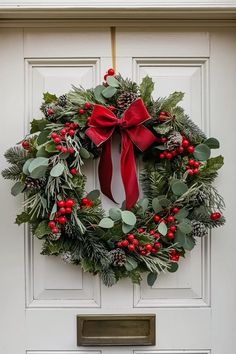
[
  {"x1": 4, "y1": 146, "x2": 27, "y2": 165},
  {"x1": 2, "y1": 165, "x2": 23, "y2": 181},
  {"x1": 100, "y1": 267, "x2": 117, "y2": 287}
]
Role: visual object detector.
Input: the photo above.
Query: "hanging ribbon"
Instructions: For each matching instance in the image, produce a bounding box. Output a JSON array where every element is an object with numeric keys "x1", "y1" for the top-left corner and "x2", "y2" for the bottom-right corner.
[{"x1": 85, "y1": 99, "x2": 157, "y2": 209}]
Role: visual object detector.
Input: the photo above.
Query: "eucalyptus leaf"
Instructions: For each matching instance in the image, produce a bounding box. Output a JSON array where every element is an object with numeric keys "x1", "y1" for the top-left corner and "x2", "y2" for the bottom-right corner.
[
  {"x1": 23, "y1": 158, "x2": 34, "y2": 175},
  {"x1": 11, "y1": 181, "x2": 25, "y2": 196},
  {"x1": 147, "y1": 272, "x2": 157, "y2": 286},
  {"x1": 171, "y1": 180, "x2": 188, "y2": 196},
  {"x1": 79, "y1": 147, "x2": 90, "y2": 159},
  {"x1": 183, "y1": 235, "x2": 195, "y2": 251},
  {"x1": 204, "y1": 137, "x2": 220, "y2": 149},
  {"x1": 193, "y1": 144, "x2": 211, "y2": 161},
  {"x1": 87, "y1": 189, "x2": 100, "y2": 201},
  {"x1": 106, "y1": 75, "x2": 120, "y2": 88},
  {"x1": 174, "y1": 229, "x2": 186, "y2": 247},
  {"x1": 158, "y1": 221, "x2": 168, "y2": 236},
  {"x1": 109, "y1": 207, "x2": 122, "y2": 221},
  {"x1": 121, "y1": 210, "x2": 137, "y2": 226},
  {"x1": 36, "y1": 146, "x2": 48, "y2": 157},
  {"x1": 124, "y1": 257, "x2": 138, "y2": 271},
  {"x1": 50, "y1": 163, "x2": 64, "y2": 177},
  {"x1": 168, "y1": 262, "x2": 179, "y2": 273},
  {"x1": 28, "y1": 157, "x2": 49, "y2": 173},
  {"x1": 94, "y1": 85, "x2": 106, "y2": 104},
  {"x1": 175, "y1": 208, "x2": 189, "y2": 221},
  {"x1": 102, "y1": 86, "x2": 117, "y2": 98},
  {"x1": 158, "y1": 197, "x2": 171, "y2": 208},
  {"x1": 138, "y1": 198, "x2": 149, "y2": 211},
  {"x1": 122, "y1": 223, "x2": 135, "y2": 234},
  {"x1": 178, "y1": 220, "x2": 192, "y2": 234},
  {"x1": 30, "y1": 165, "x2": 48, "y2": 179},
  {"x1": 50, "y1": 203, "x2": 57, "y2": 220},
  {"x1": 152, "y1": 198, "x2": 163, "y2": 213},
  {"x1": 98, "y1": 217, "x2": 114, "y2": 229}
]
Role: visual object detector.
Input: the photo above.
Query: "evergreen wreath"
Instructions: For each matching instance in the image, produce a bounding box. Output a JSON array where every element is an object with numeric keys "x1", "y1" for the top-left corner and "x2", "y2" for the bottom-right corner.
[{"x1": 2, "y1": 69, "x2": 225, "y2": 287}]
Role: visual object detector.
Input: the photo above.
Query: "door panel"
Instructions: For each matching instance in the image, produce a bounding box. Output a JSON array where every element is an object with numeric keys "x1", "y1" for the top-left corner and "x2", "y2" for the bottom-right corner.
[{"x1": 0, "y1": 26, "x2": 235, "y2": 354}]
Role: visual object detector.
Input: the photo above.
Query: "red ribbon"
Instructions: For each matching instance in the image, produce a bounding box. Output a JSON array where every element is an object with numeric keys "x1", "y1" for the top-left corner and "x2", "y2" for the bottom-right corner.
[{"x1": 85, "y1": 99, "x2": 157, "y2": 209}]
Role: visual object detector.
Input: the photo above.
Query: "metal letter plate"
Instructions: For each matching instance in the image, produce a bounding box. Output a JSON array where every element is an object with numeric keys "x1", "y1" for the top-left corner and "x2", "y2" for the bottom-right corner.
[{"x1": 77, "y1": 314, "x2": 155, "y2": 346}]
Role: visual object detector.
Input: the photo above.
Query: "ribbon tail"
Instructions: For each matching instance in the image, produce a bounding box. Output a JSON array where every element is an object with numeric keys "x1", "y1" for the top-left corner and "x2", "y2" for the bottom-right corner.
[
  {"x1": 120, "y1": 131, "x2": 139, "y2": 210},
  {"x1": 98, "y1": 139, "x2": 117, "y2": 204}
]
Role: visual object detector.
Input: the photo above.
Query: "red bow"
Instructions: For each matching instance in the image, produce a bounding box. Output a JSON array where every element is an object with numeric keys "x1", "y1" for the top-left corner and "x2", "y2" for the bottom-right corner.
[{"x1": 85, "y1": 99, "x2": 156, "y2": 209}]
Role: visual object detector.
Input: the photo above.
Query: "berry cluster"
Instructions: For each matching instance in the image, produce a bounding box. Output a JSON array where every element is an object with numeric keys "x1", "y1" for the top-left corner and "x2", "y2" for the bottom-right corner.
[
  {"x1": 51, "y1": 122, "x2": 79, "y2": 147},
  {"x1": 158, "y1": 111, "x2": 170, "y2": 122},
  {"x1": 185, "y1": 158, "x2": 200, "y2": 176},
  {"x1": 153, "y1": 207, "x2": 179, "y2": 240},
  {"x1": 104, "y1": 68, "x2": 115, "y2": 81},
  {"x1": 80, "y1": 197, "x2": 93, "y2": 208},
  {"x1": 159, "y1": 135, "x2": 195, "y2": 160},
  {"x1": 48, "y1": 199, "x2": 75, "y2": 234},
  {"x1": 21, "y1": 140, "x2": 30, "y2": 150},
  {"x1": 78, "y1": 102, "x2": 92, "y2": 115},
  {"x1": 169, "y1": 249, "x2": 180, "y2": 262}
]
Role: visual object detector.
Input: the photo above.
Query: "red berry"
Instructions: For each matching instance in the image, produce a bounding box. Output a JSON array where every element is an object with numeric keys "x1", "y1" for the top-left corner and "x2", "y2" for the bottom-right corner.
[
  {"x1": 188, "y1": 146, "x2": 195, "y2": 154},
  {"x1": 166, "y1": 152, "x2": 172, "y2": 159},
  {"x1": 70, "y1": 168, "x2": 77, "y2": 175},
  {"x1": 22, "y1": 140, "x2": 30, "y2": 149},
  {"x1": 60, "y1": 128, "x2": 67, "y2": 136},
  {"x1": 177, "y1": 146, "x2": 184, "y2": 154},
  {"x1": 59, "y1": 207, "x2": 66, "y2": 214},
  {"x1": 58, "y1": 216, "x2": 67, "y2": 224},
  {"x1": 122, "y1": 240, "x2": 129, "y2": 247},
  {"x1": 154, "y1": 242, "x2": 161, "y2": 249},
  {"x1": 193, "y1": 168, "x2": 199, "y2": 175},
  {"x1": 69, "y1": 129, "x2": 75, "y2": 136},
  {"x1": 84, "y1": 102, "x2": 92, "y2": 109},
  {"x1": 167, "y1": 232, "x2": 174, "y2": 240},
  {"x1": 68, "y1": 147, "x2": 75, "y2": 154},
  {"x1": 48, "y1": 221, "x2": 56, "y2": 229},
  {"x1": 65, "y1": 207, "x2": 72, "y2": 214},
  {"x1": 171, "y1": 254, "x2": 180, "y2": 262},
  {"x1": 145, "y1": 244, "x2": 152, "y2": 252},
  {"x1": 169, "y1": 225, "x2": 177, "y2": 232},
  {"x1": 108, "y1": 105, "x2": 115, "y2": 111},
  {"x1": 79, "y1": 109, "x2": 85, "y2": 115},
  {"x1": 160, "y1": 153, "x2": 165, "y2": 159},
  {"x1": 54, "y1": 137, "x2": 61, "y2": 144},
  {"x1": 172, "y1": 207, "x2": 179, "y2": 214},
  {"x1": 182, "y1": 139, "x2": 190, "y2": 148},
  {"x1": 138, "y1": 228, "x2": 144, "y2": 233},
  {"x1": 57, "y1": 200, "x2": 65, "y2": 208},
  {"x1": 167, "y1": 215, "x2": 175, "y2": 223},
  {"x1": 117, "y1": 241, "x2": 123, "y2": 248},
  {"x1": 211, "y1": 212, "x2": 221, "y2": 220},
  {"x1": 149, "y1": 230, "x2": 155, "y2": 235},
  {"x1": 65, "y1": 199, "x2": 75, "y2": 208},
  {"x1": 151, "y1": 248, "x2": 156, "y2": 254},
  {"x1": 56, "y1": 145, "x2": 62, "y2": 151},
  {"x1": 154, "y1": 233, "x2": 161, "y2": 239},
  {"x1": 61, "y1": 147, "x2": 68, "y2": 153},
  {"x1": 127, "y1": 234, "x2": 135, "y2": 241},
  {"x1": 171, "y1": 150, "x2": 177, "y2": 157},
  {"x1": 128, "y1": 244, "x2": 135, "y2": 252},
  {"x1": 188, "y1": 169, "x2": 194, "y2": 176},
  {"x1": 161, "y1": 137, "x2": 167, "y2": 143},
  {"x1": 51, "y1": 132, "x2": 58, "y2": 139},
  {"x1": 108, "y1": 68, "x2": 115, "y2": 75},
  {"x1": 140, "y1": 250, "x2": 146, "y2": 256},
  {"x1": 47, "y1": 108, "x2": 54, "y2": 116},
  {"x1": 132, "y1": 239, "x2": 139, "y2": 246},
  {"x1": 52, "y1": 227, "x2": 59, "y2": 234},
  {"x1": 188, "y1": 159, "x2": 195, "y2": 166},
  {"x1": 73, "y1": 122, "x2": 79, "y2": 129},
  {"x1": 81, "y1": 197, "x2": 89, "y2": 205},
  {"x1": 194, "y1": 161, "x2": 200, "y2": 168}
]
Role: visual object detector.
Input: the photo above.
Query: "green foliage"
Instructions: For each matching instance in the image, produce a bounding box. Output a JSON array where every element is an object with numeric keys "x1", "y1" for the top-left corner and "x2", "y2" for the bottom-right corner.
[
  {"x1": 2, "y1": 164, "x2": 23, "y2": 181},
  {"x1": 159, "y1": 92, "x2": 184, "y2": 112},
  {"x1": 140, "y1": 76, "x2": 154, "y2": 107},
  {"x1": 4, "y1": 146, "x2": 27, "y2": 165},
  {"x1": 43, "y1": 92, "x2": 58, "y2": 104},
  {"x1": 147, "y1": 272, "x2": 157, "y2": 286},
  {"x1": 193, "y1": 144, "x2": 211, "y2": 161}
]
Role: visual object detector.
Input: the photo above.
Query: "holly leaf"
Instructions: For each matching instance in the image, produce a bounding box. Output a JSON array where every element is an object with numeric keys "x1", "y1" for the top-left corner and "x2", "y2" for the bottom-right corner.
[
  {"x1": 15, "y1": 211, "x2": 31, "y2": 225},
  {"x1": 168, "y1": 262, "x2": 179, "y2": 273},
  {"x1": 37, "y1": 130, "x2": 50, "y2": 145},
  {"x1": 153, "y1": 124, "x2": 172, "y2": 135},
  {"x1": 34, "y1": 220, "x2": 51, "y2": 239},
  {"x1": 45, "y1": 142, "x2": 57, "y2": 153},
  {"x1": 30, "y1": 119, "x2": 47, "y2": 133},
  {"x1": 193, "y1": 144, "x2": 211, "y2": 161},
  {"x1": 160, "y1": 92, "x2": 184, "y2": 111},
  {"x1": 11, "y1": 181, "x2": 25, "y2": 196},
  {"x1": 36, "y1": 146, "x2": 49, "y2": 157},
  {"x1": 204, "y1": 137, "x2": 220, "y2": 149},
  {"x1": 43, "y1": 92, "x2": 58, "y2": 104},
  {"x1": 140, "y1": 76, "x2": 154, "y2": 106},
  {"x1": 204, "y1": 155, "x2": 224, "y2": 174},
  {"x1": 98, "y1": 217, "x2": 114, "y2": 228},
  {"x1": 147, "y1": 272, "x2": 157, "y2": 286}
]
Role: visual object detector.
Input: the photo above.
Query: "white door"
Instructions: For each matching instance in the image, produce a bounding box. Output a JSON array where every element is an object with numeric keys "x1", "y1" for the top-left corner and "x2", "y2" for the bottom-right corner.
[{"x1": 0, "y1": 25, "x2": 235, "y2": 354}]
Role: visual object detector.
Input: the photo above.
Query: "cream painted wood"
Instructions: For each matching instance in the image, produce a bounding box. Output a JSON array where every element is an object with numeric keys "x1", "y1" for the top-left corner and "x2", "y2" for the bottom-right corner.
[{"x1": 0, "y1": 26, "x2": 235, "y2": 354}]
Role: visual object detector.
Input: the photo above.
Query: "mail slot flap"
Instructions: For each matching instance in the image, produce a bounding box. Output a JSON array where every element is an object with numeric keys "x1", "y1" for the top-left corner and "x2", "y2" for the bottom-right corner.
[{"x1": 77, "y1": 314, "x2": 155, "y2": 346}]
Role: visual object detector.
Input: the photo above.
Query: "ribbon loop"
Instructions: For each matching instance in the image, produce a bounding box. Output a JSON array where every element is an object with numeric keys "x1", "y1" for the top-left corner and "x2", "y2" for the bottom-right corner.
[{"x1": 86, "y1": 99, "x2": 157, "y2": 209}]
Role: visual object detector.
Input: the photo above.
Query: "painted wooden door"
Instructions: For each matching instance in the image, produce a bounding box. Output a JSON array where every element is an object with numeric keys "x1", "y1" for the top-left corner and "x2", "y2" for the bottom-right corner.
[{"x1": 0, "y1": 26, "x2": 235, "y2": 354}]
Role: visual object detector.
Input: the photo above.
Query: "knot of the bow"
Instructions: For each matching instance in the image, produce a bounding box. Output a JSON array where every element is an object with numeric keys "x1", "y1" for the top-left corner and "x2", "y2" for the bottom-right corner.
[{"x1": 85, "y1": 99, "x2": 157, "y2": 209}]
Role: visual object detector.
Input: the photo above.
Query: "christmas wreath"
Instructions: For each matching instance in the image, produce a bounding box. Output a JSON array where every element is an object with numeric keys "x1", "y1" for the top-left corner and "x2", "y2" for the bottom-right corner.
[{"x1": 2, "y1": 69, "x2": 225, "y2": 286}]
